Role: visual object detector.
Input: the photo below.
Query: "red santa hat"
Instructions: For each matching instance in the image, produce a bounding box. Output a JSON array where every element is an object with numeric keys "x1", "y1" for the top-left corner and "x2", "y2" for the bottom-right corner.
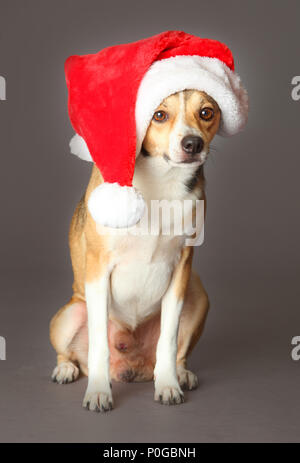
[{"x1": 65, "y1": 30, "x2": 248, "y2": 228}]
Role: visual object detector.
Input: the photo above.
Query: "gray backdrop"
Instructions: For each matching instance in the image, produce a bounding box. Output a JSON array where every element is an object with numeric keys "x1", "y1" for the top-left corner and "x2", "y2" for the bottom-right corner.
[{"x1": 0, "y1": 0, "x2": 299, "y2": 443}]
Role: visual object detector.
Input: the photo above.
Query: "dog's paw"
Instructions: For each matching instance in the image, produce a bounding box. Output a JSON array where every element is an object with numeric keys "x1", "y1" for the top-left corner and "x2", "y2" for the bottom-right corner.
[
  {"x1": 154, "y1": 384, "x2": 184, "y2": 405},
  {"x1": 83, "y1": 389, "x2": 113, "y2": 413},
  {"x1": 51, "y1": 362, "x2": 79, "y2": 384},
  {"x1": 177, "y1": 368, "x2": 199, "y2": 391}
]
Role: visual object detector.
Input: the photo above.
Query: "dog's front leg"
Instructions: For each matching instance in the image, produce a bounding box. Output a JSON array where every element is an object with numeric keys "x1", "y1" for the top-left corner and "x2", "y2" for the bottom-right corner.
[
  {"x1": 154, "y1": 247, "x2": 193, "y2": 405},
  {"x1": 83, "y1": 252, "x2": 113, "y2": 413}
]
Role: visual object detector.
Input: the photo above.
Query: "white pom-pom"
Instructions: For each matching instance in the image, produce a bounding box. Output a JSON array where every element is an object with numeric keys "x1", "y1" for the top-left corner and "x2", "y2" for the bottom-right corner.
[
  {"x1": 69, "y1": 134, "x2": 93, "y2": 162},
  {"x1": 88, "y1": 183, "x2": 146, "y2": 228}
]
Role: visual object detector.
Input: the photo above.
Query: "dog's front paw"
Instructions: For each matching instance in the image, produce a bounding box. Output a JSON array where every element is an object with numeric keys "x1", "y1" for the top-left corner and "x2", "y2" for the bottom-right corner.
[
  {"x1": 83, "y1": 388, "x2": 113, "y2": 413},
  {"x1": 154, "y1": 382, "x2": 184, "y2": 405},
  {"x1": 177, "y1": 368, "x2": 199, "y2": 390},
  {"x1": 51, "y1": 362, "x2": 79, "y2": 384}
]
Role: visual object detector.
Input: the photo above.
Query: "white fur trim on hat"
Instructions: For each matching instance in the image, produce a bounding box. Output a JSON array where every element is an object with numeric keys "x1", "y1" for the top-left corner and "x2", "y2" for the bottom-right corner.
[
  {"x1": 88, "y1": 183, "x2": 146, "y2": 228},
  {"x1": 69, "y1": 134, "x2": 93, "y2": 161},
  {"x1": 70, "y1": 56, "x2": 248, "y2": 162},
  {"x1": 135, "y1": 55, "x2": 248, "y2": 155}
]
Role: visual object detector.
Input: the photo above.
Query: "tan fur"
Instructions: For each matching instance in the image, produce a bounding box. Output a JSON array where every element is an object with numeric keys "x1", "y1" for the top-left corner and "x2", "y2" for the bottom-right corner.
[
  {"x1": 50, "y1": 90, "x2": 219, "y2": 392},
  {"x1": 173, "y1": 247, "x2": 193, "y2": 300},
  {"x1": 143, "y1": 90, "x2": 220, "y2": 159}
]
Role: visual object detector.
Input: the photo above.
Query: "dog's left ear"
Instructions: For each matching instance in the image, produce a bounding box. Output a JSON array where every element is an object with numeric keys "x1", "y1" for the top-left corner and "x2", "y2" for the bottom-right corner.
[{"x1": 69, "y1": 134, "x2": 93, "y2": 162}]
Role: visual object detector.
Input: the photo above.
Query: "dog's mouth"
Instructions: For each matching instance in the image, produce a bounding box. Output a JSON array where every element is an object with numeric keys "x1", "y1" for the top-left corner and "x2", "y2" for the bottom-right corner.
[{"x1": 163, "y1": 153, "x2": 206, "y2": 167}]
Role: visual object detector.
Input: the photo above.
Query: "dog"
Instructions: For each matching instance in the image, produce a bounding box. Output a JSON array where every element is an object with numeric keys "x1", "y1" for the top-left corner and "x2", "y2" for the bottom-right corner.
[{"x1": 50, "y1": 89, "x2": 221, "y2": 412}]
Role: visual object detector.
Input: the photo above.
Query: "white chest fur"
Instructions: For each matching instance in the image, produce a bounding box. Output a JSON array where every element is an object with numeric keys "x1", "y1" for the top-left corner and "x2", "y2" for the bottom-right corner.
[
  {"x1": 105, "y1": 155, "x2": 201, "y2": 329},
  {"x1": 109, "y1": 233, "x2": 183, "y2": 328}
]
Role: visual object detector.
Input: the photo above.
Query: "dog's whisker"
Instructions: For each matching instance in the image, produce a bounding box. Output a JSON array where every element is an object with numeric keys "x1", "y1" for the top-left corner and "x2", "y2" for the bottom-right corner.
[{"x1": 208, "y1": 144, "x2": 219, "y2": 154}]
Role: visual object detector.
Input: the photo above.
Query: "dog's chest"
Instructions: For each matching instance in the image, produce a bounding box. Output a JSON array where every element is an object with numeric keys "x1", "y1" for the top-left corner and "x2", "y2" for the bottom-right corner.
[
  {"x1": 109, "y1": 234, "x2": 183, "y2": 328},
  {"x1": 106, "y1": 156, "x2": 200, "y2": 328}
]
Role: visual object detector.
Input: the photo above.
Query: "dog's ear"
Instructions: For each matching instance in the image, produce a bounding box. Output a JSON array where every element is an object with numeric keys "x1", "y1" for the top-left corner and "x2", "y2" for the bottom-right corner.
[{"x1": 69, "y1": 134, "x2": 93, "y2": 162}]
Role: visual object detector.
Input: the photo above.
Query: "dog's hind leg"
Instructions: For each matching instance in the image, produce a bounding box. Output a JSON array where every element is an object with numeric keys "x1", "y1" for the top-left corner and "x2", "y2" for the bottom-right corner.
[
  {"x1": 176, "y1": 270, "x2": 209, "y2": 390},
  {"x1": 50, "y1": 297, "x2": 87, "y2": 384}
]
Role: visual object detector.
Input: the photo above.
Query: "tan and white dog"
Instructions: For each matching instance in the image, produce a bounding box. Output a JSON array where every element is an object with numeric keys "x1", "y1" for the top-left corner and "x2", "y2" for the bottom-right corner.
[{"x1": 50, "y1": 89, "x2": 221, "y2": 412}]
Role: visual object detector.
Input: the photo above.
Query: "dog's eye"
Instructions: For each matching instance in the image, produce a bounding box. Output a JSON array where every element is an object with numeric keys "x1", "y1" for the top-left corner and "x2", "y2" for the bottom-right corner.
[
  {"x1": 153, "y1": 110, "x2": 168, "y2": 122},
  {"x1": 199, "y1": 107, "x2": 214, "y2": 121}
]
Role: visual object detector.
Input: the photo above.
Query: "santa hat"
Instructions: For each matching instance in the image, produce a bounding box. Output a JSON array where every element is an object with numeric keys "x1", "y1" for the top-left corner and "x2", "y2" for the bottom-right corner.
[{"x1": 65, "y1": 30, "x2": 248, "y2": 228}]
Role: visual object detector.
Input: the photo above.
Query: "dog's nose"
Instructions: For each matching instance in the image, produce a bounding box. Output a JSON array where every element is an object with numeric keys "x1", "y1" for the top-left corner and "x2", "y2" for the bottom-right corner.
[{"x1": 181, "y1": 135, "x2": 204, "y2": 155}]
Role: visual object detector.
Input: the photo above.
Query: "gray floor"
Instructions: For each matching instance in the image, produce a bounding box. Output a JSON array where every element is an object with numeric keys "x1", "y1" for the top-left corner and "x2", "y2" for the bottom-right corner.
[{"x1": 0, "y1": 268, "x2": 299, "y2": 443}]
